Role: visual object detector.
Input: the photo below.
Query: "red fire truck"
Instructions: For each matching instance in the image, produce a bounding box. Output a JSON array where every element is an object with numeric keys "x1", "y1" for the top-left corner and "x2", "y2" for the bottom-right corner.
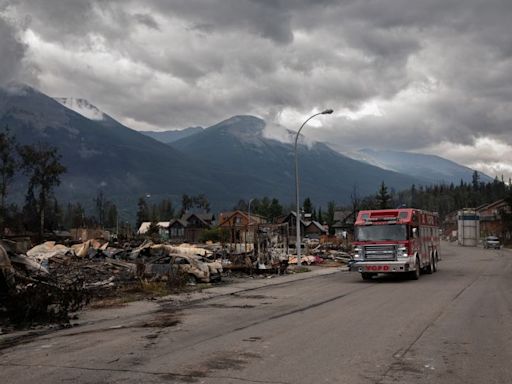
[{"x1": 350, "y1": 208, "x2": 440, "y2": 280}]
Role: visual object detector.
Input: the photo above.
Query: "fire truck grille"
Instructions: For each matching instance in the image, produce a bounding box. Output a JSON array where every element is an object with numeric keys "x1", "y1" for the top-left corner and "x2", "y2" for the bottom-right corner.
[{"x1": 363, "y1": 245, "x2": 397, "y2": 261}]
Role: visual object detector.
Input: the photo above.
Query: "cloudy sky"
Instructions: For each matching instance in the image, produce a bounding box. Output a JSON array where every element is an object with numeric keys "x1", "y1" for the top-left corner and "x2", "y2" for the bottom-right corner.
[{"x1": 1, "y1": 0, "x2": 512, "y2": 179}]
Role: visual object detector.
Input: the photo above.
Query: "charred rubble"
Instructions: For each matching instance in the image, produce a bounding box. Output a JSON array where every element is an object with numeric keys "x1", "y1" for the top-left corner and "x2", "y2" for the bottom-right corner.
[{"x1": 0, "y1": 234, "x2": 349, "y2": 329}]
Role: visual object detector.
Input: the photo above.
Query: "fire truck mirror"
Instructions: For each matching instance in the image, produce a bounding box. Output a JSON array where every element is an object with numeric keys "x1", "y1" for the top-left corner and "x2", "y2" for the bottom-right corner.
[{"x1": 412, "y1": 227, "x2": 419, "y2": 238}]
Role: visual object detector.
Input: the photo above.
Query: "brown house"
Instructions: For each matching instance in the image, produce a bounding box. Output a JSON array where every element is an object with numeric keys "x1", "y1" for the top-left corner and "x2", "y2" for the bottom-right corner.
[
  {"x1": 218, "y1": 210, "x2": 266, "y2": 243},
  {"x1": 477, "y1": 199, "x2": 511, "y2": 239}
]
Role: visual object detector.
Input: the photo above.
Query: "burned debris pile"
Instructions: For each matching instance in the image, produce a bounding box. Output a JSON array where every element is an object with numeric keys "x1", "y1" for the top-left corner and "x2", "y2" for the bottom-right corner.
[
  {"x1": 1, "y1": 233, "x2": 350, "y2": 329},
  {"x1": 0, "y1": 240, "x2": 224, "y2": 327},
  {"x1": 1, "y1": 241, "x2": 89, "y2": 325}
]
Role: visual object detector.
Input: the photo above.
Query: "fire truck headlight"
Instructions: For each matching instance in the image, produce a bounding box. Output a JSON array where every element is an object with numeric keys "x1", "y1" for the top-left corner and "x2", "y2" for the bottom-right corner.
[
  {"x1": 353, "y1": 247, "x2": 363, "y2": 259},
  {"x1": 397, "y1": 246, "x2": 408, "y2": 257}
]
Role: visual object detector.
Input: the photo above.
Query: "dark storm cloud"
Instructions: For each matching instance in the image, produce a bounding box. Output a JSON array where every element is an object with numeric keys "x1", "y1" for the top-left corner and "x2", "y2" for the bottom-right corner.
[
  {"x1": 149, "y1": 0, "x2": 296, "y2": 44},
  {"x1": 0, "y1": 6, "x2": 37, "y2": 85},
  {"x1": 133, "y1": 13, "x2": 160, "y2": 30},
  {"x1": 3, "y1": 0, "x2": 512, "y2": 176}
]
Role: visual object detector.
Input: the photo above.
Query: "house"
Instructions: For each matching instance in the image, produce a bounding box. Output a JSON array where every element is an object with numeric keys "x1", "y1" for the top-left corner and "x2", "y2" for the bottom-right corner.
[
  {"x1": 168, "y1": 219, "x2": 188, "y2": 243},
  {"x1": 476, "y1": 199, "x2": 511, "y2": 239},
  {"x1": 218, "y1": 210, "x2": 266, "y2": 243},
  {"x1": 331, "y1": 210, "x2": 356, "y2": 239},
  {"x1": 278, "y1": 211, "x2": 327, "y2": 243},
  {"x1": 180, "y1": 213, "x2": 214, "y2": 243}
]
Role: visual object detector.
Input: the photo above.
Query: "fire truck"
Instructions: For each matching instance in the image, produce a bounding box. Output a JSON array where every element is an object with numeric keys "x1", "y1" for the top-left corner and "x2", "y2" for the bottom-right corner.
[{"x1": 350, "y1": 208, "x2": 440, "y2": 280}]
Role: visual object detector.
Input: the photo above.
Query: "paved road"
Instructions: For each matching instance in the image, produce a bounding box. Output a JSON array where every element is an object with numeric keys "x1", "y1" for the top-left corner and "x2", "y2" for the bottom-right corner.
[{"x1": 1, "y1": 241, "x2": 512, "y2": 383}]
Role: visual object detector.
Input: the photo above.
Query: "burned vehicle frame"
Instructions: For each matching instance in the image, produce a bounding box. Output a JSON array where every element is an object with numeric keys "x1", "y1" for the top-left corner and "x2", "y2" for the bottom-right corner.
[{"x1": 143, "y1": 253, "x2": 222, "y2": 283}]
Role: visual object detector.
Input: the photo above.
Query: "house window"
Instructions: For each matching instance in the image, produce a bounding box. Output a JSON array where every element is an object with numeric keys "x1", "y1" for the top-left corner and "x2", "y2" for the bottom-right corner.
[
  {"x1": 170, "y1": 227, "x2": 184, "y2": 237},
  {"x1": 235, "y1": 217, "x2": 241, "y2": 224}
]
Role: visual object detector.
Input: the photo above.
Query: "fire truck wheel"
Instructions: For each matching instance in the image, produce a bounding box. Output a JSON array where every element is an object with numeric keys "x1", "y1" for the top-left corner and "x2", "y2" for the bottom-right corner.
[
  {"x1": 361, "y1": 272, "x2": 375, "y2": 281},
  {"x1": 426, "y1": 253, "x2": 434, "y2": 274},
  {"x1": 410, "y1": 257, "x2": 420, "y2": 280}
]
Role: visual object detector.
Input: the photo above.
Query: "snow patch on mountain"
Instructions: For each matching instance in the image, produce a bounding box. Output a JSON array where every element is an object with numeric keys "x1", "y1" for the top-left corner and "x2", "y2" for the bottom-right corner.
[{"x1": 55, "y1": 97, "x2": 105, "y2": 121}]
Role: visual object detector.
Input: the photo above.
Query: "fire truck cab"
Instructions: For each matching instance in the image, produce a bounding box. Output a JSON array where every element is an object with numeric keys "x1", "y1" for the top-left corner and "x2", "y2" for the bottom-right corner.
[{"x1": 350, "y1": 208, "x2": 440, "y2": 280}]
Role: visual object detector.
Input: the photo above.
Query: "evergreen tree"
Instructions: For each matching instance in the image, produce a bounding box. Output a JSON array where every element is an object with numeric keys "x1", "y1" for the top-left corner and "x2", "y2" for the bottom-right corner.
[
  {"x1": 268, "y1": 198, "x2": 283, "y2": 222},
  {"x1": 303, "y1": 197, "x2": 313, "y2": 214},
  {"x1": 472, "y1": 170, "x2": 480, "y2": 191},
  {"x1": 180, "y1": 194, "x2": 193, "y2": 216},
  {"x1": 159, "y1": 199, "x2": 175, "y2": 220},
  {"x1": 410, "y1": 184, "x2": 417, "y2": 208},
  {"x1": 376, "y1": 181, "x2": 391, "y2": 209},
  {"x1": 193, "y1": 193, "x2": 210, "y2": 212},
  {"x1": 233, "y1": 199, "x2": 248, "y2": 211}
]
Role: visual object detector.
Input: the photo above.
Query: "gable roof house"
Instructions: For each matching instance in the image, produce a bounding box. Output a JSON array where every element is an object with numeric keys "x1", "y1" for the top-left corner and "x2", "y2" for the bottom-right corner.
[
  {"x1": 179, "y1": 213, "x2": 213, "y2": 243},
  {"x1": 278, "y1": 211, "x2": 327, "y2": 243},
  {"x1": 168, "y1": 219, "x2": 188, "y2": 243},
  {"x1": 331, "y1": 210, "x2": 356, "y2": 239},
  {"x1": 218, "y1": 210, "x2": 266, "y2": 244}
]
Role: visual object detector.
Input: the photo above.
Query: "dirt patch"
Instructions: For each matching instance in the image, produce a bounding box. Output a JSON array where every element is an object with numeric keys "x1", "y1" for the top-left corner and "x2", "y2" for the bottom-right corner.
[
  {"x1": 206, "y1": 356, "x2": 246, "y2": 370},
  {"x1": 138, "y1": 313, "x2": 181, "y2": 328},
  {"x1": 243, "y1": 336, "x2": 262, "y2": 342},
  {"x1": 160, "y1": 371, "x2": 206, "y2": 383},
  {"x1": 208, "y1": 303, "x2": 255, "y2": 309},
  {"x1": 174, "y1": 351, "x2": 262, "y2": 381},
  {"x1": 231, "y1": 293, "x2": 269, "y2": 299}
]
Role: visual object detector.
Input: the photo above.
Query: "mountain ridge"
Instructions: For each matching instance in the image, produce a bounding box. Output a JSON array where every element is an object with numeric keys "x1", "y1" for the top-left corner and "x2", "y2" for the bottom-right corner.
[{"x1": 0, "y1": 83, "x2": 490, "y2": 215}]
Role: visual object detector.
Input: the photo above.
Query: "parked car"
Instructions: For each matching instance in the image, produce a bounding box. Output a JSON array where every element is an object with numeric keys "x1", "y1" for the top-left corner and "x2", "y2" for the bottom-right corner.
[
  {"x1": 483, "y1": 236, "x2": 501, "y2": 249},
  {"x1": 144, "y1": 254, "x2": 222, "y2": 283}
]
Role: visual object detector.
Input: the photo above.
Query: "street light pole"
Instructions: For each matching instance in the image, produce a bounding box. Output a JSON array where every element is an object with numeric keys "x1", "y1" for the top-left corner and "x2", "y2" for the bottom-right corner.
[
  {"x1": 247, "y1": 198, "x2": 254, "y2": 241},
  {"x1": 248, "y1": 198, "x2": 254, "y2": 226},
  {"x1": 294, "y1": 109, "x2": 334, "y2": 266}
]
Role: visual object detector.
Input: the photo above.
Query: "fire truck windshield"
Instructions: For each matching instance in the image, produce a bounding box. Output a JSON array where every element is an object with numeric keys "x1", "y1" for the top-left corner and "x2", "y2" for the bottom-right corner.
[{"x1": 355, "y1": 224, "x2": 407, "y2": 241}]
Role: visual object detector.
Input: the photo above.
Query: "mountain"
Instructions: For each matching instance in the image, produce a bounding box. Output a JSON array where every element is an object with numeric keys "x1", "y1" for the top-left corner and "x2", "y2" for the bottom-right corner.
[
  {"x1": 351, "y1": 148, "x2": 493, "y2": 185},
  {"x1": 1, "y1": 84, "x2": 452, "y2": 215},
  {"x1": 141, "y1": 127, "x2": 203, "y2": 143},
  {"x1": 170, "y1": 115, "x2": 421, "y2": 206},
  {"x1": 0, "y1": 83, "x2": 225, "y2": 212}
]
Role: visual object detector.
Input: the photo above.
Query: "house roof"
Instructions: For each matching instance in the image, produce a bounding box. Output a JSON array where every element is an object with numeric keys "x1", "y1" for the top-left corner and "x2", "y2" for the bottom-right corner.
[
  {"x1": 279, "y1": 212, "x2": 327, "y2": 232},
  {"x1": 169, "y1": 219, "x2": 188, "y2": 227},
  {"x1": 334, "y1": 210, "x2": 352, "y2": 222},
  {"x1": 218, "y1": 210, "x2": 264, "y2": 226},
  {"x1": 306, "y1": 220, "x2": 327, "y2": 233},
  {"x1": 477, "y1": 199, "x2": 507, "y2": 212},
  {"x1": 182, "y1": 212, "x2": 214, "y2": 222},
  {"x1": 181, "y1": 213, "x2": 214, "y2": 227}
]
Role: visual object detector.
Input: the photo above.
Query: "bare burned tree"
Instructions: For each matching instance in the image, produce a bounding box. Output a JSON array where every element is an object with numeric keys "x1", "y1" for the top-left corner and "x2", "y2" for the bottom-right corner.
[
  {"x1": 18, "y1": 143, "x2": 66, "y2": 240},
  {"x1": 0, "y1": 127, "x2": 18, "y2": 232}
]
